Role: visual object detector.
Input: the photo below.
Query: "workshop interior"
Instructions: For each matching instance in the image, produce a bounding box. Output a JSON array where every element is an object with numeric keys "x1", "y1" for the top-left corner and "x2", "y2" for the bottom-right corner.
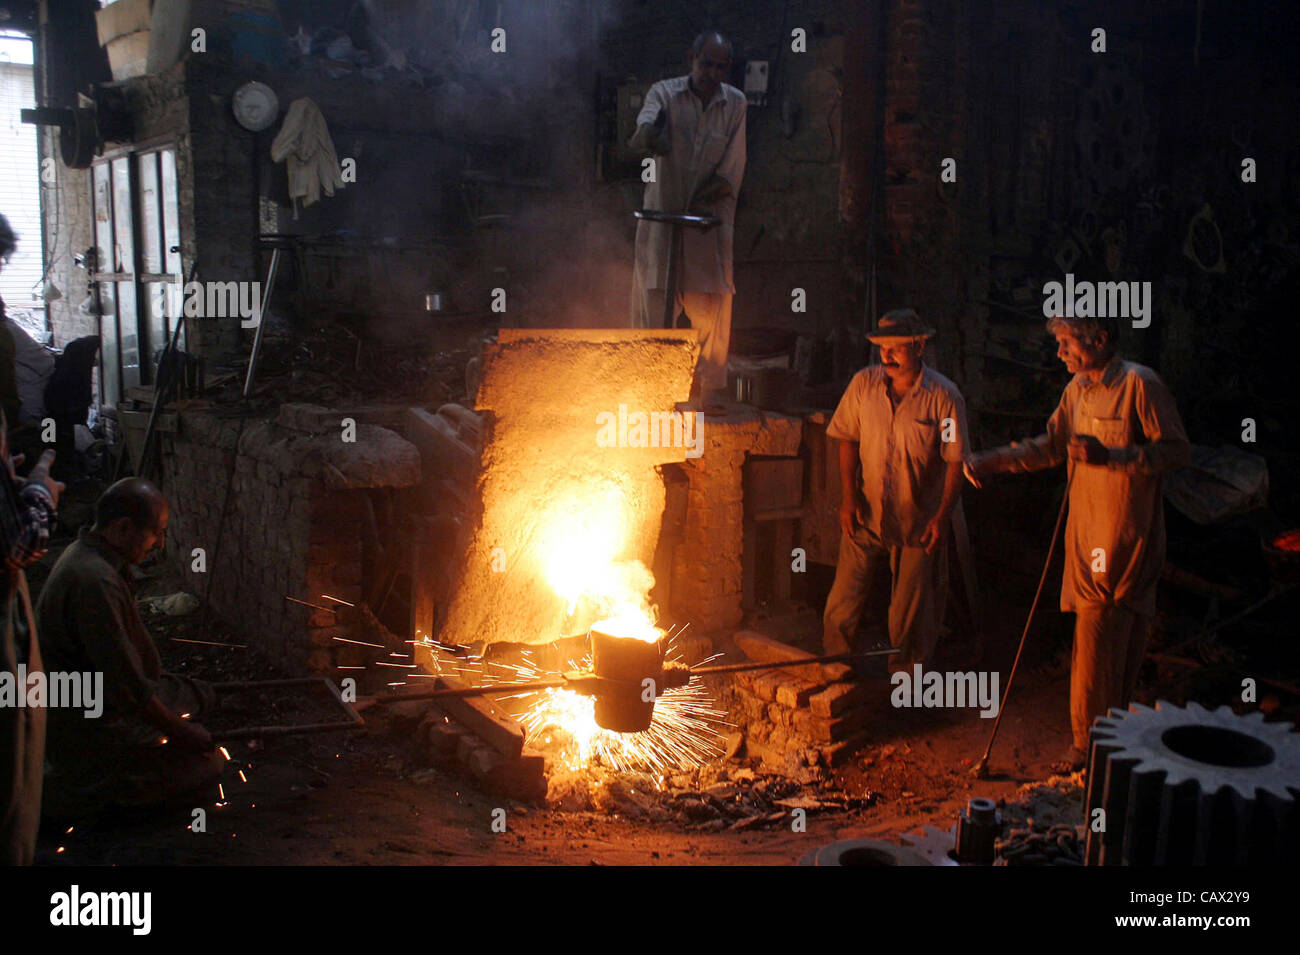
[{"x1": 0, "y1": 0, "x2": 1297, "y2": 886}]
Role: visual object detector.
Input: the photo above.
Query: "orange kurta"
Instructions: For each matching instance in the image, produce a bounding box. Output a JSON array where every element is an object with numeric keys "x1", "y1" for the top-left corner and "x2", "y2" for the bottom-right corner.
[{"x1": 980, "y1": 358, "x2": 1189, "y2": 615}]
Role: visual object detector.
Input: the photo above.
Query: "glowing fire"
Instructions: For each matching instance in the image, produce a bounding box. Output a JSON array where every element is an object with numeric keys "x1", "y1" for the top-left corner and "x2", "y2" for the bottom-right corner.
[
  {"x1": 418, "y1": 483, "x2": 730, "y2": 773},
  {"x1": 421, "y1": 637, "x2": 728, "y2": 774},
  {"x1": 511, "y1": 639, "x2": 728, "y2": 773},
  {"x1": 537, "y1": 484, "x2": 659, "y2": 641}
]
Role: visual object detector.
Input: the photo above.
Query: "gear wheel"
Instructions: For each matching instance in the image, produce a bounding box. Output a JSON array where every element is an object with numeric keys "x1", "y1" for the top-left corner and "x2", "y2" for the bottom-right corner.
[
  {"x1": 797, "y1": 839, "x2": 932, "y2": 867},
  {"x1": 898, "y1": 825, "x2": 959, "y2": 866},
  {"x1": 1085, "y1": 701, "x2": 1300, "y2": 865}
]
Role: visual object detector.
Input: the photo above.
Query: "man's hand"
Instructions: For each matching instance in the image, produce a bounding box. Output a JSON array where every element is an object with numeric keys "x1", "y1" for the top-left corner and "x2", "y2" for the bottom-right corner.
[
  {"x1": 24, "y1": 449, "x2": 64, "y2": 509},
  {"x1": 919, "y1": 513, "x2": 948, "y2": 554},
  {"x1": 170, "y1": 719, "x2": 214, "y2": 754},
  {"x1": 962, "y1": 454, "x2": 985, "y2": 488},
  {"x1": 839, "y1": 493, "x2": 868, "y2": 539},
  {"x1": 689, "y1": 174, "x2": 732, "y2": 213},
  {"x1": 1068, "y1": 434, "x2": 1109, "y2": 466},
  {"x1": 627, "y1": 112, "x2": 670, "y2": 155}
]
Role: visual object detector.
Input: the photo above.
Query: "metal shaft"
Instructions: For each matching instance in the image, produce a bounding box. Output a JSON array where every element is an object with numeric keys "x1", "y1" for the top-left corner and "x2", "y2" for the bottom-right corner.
[
  {"x1": 242, "y1": 246, "x2": 281, "y2": 397},
  {"x1": 371, "y1": 648, "x2": 900, "y2": 705},
  {"x1": 690, "y1": 648, "x2": 897, "y2": 675}
]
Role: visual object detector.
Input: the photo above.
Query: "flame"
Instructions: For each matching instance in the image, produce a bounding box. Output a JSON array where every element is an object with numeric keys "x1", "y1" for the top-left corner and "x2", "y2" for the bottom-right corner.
[
  {"x1": 411, "y1": 481, "x2": 729, "y2": 776},
  {"x1": 537, "y1": 483, "x2": 659, "y2": 641}
]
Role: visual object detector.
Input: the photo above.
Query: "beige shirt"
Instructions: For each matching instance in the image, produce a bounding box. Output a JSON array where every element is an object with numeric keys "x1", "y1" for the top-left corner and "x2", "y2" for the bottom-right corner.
[
  {"x1": 978, "y1": 357, "x2": 1189, "y2": 615},
  {"x1": 827, "y1": 364, "x2": 970, "y2": 547},
  {"x1": 633, "y1": 76, "x2": 747, "y2": 295}
]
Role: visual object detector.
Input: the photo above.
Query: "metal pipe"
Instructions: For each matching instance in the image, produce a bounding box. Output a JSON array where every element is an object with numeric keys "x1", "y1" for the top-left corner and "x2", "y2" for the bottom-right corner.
[
  {"x1": 242, "y1": 246, "x2": 281, "y2": 397},
  {"x1": 370, "y1": 647, "x2": 900, "y2": 705},
  {"x1": 690, "y1": 647, "x2": 897, "y2": 675}
]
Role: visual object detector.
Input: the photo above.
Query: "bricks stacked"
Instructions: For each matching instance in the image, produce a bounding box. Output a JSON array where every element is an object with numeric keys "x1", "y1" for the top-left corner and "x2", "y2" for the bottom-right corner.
[
  {"x1": 417, "y1": 706, "x2": 548, "y2": 803},
  {"x1": 725, "y1": 631, "x2": 872, "y2": 772}
]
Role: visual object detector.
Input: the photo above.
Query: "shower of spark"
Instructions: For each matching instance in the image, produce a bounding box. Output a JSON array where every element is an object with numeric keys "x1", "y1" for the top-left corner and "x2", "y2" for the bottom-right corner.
[{"x1": 414, "y1": 633, "x2": 730, "y2": 774}]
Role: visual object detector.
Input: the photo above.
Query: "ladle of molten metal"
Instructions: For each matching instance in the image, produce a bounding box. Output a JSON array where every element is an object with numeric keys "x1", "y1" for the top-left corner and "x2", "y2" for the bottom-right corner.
[{"x1": 376, "y1": 636, "x2": 899, "y2": 734}]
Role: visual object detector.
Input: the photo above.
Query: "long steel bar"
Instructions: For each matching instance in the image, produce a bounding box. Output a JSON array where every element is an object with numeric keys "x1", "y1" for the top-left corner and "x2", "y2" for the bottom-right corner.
[{"x1": 370, "y1": 648, "x2": 899, "y2": 705}]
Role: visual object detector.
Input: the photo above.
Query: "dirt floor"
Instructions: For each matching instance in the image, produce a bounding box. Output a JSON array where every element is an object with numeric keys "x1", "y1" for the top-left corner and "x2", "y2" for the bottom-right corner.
[
  {"x1": 33, "y1": 666, "x2": 1082, "y2": 866},
  {"x1": 25, "y1": 476, "x2": 1298, "y2": 867},
  {"x1": 28, "y1": 552, "x2": 1083, "y2": 866}
]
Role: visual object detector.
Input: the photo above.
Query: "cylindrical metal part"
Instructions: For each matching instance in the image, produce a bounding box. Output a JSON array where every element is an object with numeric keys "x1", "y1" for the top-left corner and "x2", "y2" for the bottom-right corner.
[
  {"x1": 955, "y1": 797, "x2": 1000, "y2": 864},
  {"x1": 589, "y1": 628, "x2": 664, "y2": 732}
]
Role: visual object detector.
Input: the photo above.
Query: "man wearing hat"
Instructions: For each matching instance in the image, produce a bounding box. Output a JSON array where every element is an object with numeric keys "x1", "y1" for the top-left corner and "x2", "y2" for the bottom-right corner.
[
  {"x1": 822, "y1": 309, "x2": 969, "y2": 672},
  {"x1": 964, "y1": 314, "x2": 1188, "y2": 773}
]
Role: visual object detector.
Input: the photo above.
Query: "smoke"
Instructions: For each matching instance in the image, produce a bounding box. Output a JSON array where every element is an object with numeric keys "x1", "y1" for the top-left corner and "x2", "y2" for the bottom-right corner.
[{"x1": 337, "y1": 1, "x2": 637, "y2": 326}]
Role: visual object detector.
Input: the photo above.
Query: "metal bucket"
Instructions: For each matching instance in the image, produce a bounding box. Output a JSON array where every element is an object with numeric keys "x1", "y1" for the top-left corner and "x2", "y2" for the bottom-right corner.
[{"x1": 589, "y1": 628, "x2": 664, "y2": 732}]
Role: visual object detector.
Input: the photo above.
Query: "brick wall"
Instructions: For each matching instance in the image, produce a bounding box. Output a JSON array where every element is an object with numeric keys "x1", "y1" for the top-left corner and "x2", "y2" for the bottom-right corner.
[{"x1": 160, "y1": 404, "x2": 421, "y2": 672}]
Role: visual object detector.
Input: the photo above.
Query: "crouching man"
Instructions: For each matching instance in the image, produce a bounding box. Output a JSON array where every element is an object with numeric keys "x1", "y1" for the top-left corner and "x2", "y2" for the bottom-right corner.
[
  {"x1": 36, "y1": 478, "x2": 221, "y2": 816},
  {"x1": 964, "y1": 314, "x2": 1189, "y2": 773}
]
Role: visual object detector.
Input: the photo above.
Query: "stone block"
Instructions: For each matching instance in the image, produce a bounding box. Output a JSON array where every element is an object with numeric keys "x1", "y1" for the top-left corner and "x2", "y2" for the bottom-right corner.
[
  {"x1": 793, "y1": 706, "x2": 871, "y2": 743},
  {"x1": 775, "y1": 676, "x2": 818, "y2": 710},
  {"x1": 808, "y1": 681, "x2": 868, "y2": 718}
]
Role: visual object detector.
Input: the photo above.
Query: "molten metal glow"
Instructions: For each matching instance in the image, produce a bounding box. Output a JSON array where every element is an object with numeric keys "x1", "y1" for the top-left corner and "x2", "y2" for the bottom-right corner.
[
  {"x1": 511, "y1": 645, "x2": 728, "y2": 773},
  {"x1": 414, "y1": 482, "x2": 729, "y2": 774},
  {"x1": 591, "y1": 612, "x2": 660, "y2": 644},
  {"x1": 417, "y1": 639, "x2": 729, "y2": 775},
  {"x1": 536, "y1": 484, "x2": 657, "y2": 635}
]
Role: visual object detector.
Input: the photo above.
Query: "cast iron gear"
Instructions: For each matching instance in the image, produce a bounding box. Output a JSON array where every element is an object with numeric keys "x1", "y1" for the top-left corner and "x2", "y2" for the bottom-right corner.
[
  {"x1": 1085, "y1": 701, "x2": 1300, "y2": 865},
  {"x1": 797, "y1": 839, "x2": 932, "y2": 867},
  {"x1": 898, "y1": 825, "x2": 959, "y2": 866}
]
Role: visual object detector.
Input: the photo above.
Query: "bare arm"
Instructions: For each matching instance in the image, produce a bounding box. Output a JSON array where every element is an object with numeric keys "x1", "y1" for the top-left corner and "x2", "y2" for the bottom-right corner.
[{"x1": 968, "y1": 391, "x2": 1072, "y2": 482}]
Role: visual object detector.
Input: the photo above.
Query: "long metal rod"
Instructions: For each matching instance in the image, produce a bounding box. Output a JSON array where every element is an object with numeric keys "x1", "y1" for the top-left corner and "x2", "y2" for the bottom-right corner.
[
  {"x1": 242, "y1": 246, "x2": 281, "y2": 397},
  {"x1": 974, "y1": 479, "x2": 1070, "y2": 777},
  {"x1": 209, "y1": 677, "x2": 364, "y2": 742},
  {"x1": 688, "y1": 647, "x2": 898, "y2": 675},
  {"x1": 371, "y1": 648, "x2": 900, "y2": 705},
  {"x1": 662, "y1": 223, "x2": 679, "y2": 328},
  {"x1": 376, "y1": 677, "x2": 573, "y2": 703}
]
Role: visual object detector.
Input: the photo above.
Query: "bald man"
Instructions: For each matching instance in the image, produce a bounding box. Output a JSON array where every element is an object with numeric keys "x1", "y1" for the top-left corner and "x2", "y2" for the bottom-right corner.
[
  {"x1": 36, "y1": 479, "x2": 222, "y2": 816},
  {"x1": 629, "y1": 30, "x2": 746, "y2": 401}
]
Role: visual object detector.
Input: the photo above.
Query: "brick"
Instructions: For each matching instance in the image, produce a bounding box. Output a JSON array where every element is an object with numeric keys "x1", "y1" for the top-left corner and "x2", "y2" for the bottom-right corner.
[
  {"x1": 426, "y1": 721, "x2": 467, "y2": 759},
  {"x1": 733, "y1": 630, "x2": 835, "y2": 685},
  {"x1": 434, "y1": 676, "x2": 525, "y2": 759},
  {"x1": 749, "y1": 670, "x2": 782, "y2": 702},
  {"x1": 766, "y1": 702, "x2": 792, "y2": 728},
  {"x1": 471, "y1": 748, "x2": 547, "y2": 802},
  {"x1": 775, "y1": 677, "x2": 818, "y2": 709},
  {"x1": 793, "y1": 706, "x2": 871, "y2": 743},
  {"x1": 809, "y1": 681, "x2": 867, "y2": 718}
]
